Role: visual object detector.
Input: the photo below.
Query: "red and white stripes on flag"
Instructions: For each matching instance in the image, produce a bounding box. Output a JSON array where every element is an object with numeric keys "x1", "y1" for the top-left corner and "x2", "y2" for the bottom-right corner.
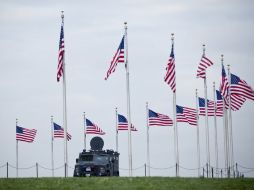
[
  {"x1": 57, "y1": 22, "x2": 65, "y2": 82},
  {"x1": 105, "y1": 36, "x2": 125, "y2": 80},
  {"x1": 230, "y1": 73, "x2": 254, "y2": 101},
  {"x1": 164, "y1": 44, "x2": 176, "y2": 93},
  {"x1": 16, "y1": 126, "x2": 37, "y2": 143},
  {"x1": 230, "y1": 94, "x2": 246, "y2": 111},
  {"x1": 196, "y1": 56, "x2": 213, "y2": 79},
  {"x1": 85, "y1": 119, "x2": 105, "y2": 135},
  {"x1": 220, "y1": 65, "x2": 248, "y2": 111},
  {"x1": 148, "y1": 109, "x2": 173, "y2": 126},
  {"x1": 220, "y1": 64, "x2": 229, "y2": 98},
  {"x1": 118, "y1": 114, "x2": 137, "y2": 131},
  {"x1": 198, "y1": 97, "x2": 223, "y2": 117},
  {"x1": 176, "y1": 105, "x2": 197, "y2": 126},
  {"x1": 53, "y1": 123, "x2": 72, "y2": 141}
]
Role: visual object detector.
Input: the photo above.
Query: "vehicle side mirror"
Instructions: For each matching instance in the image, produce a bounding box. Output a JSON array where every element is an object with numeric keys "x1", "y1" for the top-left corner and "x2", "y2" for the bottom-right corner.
[{"x1": 76, "y1": 158, "x2": 79, "y2": 163}]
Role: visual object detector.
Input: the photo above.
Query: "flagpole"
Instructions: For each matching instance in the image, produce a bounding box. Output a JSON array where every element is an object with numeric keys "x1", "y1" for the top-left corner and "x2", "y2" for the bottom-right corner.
[
  {"x1": 146, "y1": 102, "x2": 150, "y2": 176},
  {"x1": 221, "y1": 55, "x2": 229, "y2": 176},
  {"x1": 225, "y1": 109, "x2": 230, "y2": 177},
  {"x1": 222, "y1": 100, "x2": 228, "y2": 176},
  {"x1": 195, "y1": 89, "x2": 200, "y2": 177},
  {"x1": 115, "y1": 107, "x2": 118, "y2": 152},
  {"x1": 16, "y1": 118, "x2": 18, "y2": 178},
  {"x1": 171, "y1": 33, "x2": 179, "y2": 177},
  {"x1": 61, "y1": 11, "x2": 68, "y2": 177},
  {"x1": 174, "y1": 82, "x2": 179, "y2": 177},
  {"x1": 124, "y1": 22, "x2": 132, "y2": 176},
  {"x1": 227, "y1": 64, "x2": 234, "y2": 176},
  {"x1": 51, "y1": 116, "x2": 54, "y2": 177},
  {"x1": 203, "y1": 44, "x2": 210, "y2": 176},
  {"x1": 213, "y1": 82, "x2": 219, "y2": 177},
  {"x1": 83, "y1": 112, "x2": 87, "y2": 150}
]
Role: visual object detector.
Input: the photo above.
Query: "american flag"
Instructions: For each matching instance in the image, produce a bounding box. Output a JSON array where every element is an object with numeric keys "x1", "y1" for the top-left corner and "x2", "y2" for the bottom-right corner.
[
  {"x1": 196, "y1": 56, "x2": 213, "y2": 79},
  {"x1": 16, "y1": 126, "x2": 37, "y2": 143},
  {"x1": 85, "y1": 119, "x2": 105, "y2": 135},
  {"x1": 216, "y1": 90, "x2": 224, "y2": 110},
  {"x1": 57, "y1": 22, "x2": 65, "y2": 82},
  {"x1": 217, "y1": 90, "x2": 246, "y2": 111},
  {"x1": 219, "y1": 64, "x2": 246, "y2": 111},
  {"x1": 148, "y1": 109, "x2": 173, "y2": 126},
  {"x1": 230, "y1": 73, "x2": 254, "y2": 101},
  {"x1": 198, "y1": 97, "x2": 223, "y2": 117},
  {"x1": 164, "y1": 44, "x2": 176, "y2": 93},
  {"x1": 53, "y1": 123, "x2": 72, "y2": 141},
  {"x1": 220, "y1": 63, "x2": 229, "y2": 98},
  {"x1": 105, "y1": 36, "x2": 125, "y2": 80},
  {"x1": 176, "y1": 105, "x2": 197, "y2": 126},
  {"x1": 118, "y1": 114, "x2": 137, "y2": 131},
  {"x1": 230, "y1": 94, "x2": 246, "y2": 111}
]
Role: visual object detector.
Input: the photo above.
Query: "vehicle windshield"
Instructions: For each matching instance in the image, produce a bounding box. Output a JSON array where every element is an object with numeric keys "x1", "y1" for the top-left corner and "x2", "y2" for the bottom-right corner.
[
  {"x1": 94, "y1": 154, "x2": 109, "y2": 164},
  {"x1": 79, "y1": 154, "x2": 109, "y2": 164},
  {"x1": 80, "y1": 154, "x2": 93, "y2": 162}
]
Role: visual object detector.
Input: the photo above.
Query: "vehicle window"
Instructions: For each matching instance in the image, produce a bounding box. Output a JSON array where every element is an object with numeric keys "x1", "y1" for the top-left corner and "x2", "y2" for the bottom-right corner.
[
  {"x1": 95, "y1": 155, "x2": 108, "y2": 163},
  {"x1": 80, "y1": 155, "x2": 93, "y2": 161}
]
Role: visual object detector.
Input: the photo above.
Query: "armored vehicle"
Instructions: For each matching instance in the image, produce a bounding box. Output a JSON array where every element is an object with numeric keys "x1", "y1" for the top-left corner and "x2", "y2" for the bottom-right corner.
[{"x1": 73, "y1": 136, "x2": 119, "y2": 177}]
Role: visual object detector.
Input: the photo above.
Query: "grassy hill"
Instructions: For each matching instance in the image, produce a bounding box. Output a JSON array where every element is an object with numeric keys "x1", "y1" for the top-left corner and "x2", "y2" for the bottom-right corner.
[{"x1": 0, "y1": 177, "x2": 254, "y2": 190}]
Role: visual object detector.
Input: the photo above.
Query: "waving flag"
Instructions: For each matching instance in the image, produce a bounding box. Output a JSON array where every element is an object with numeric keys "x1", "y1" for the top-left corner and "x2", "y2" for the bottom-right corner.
[
  {"x1": 230, "y1": 73, "x2": 254, "y2": 101},
  {"x1": 105, "y1": 36, "x2": 125, "y2": 80},
  {"x1": 219, "y1": 64, "x2": 246, "y2": 111},
  {"x1": 198, "y1": 97, "x2": 223, "y2": 117},
  {"x1": 216, "y1": 90, "x2": 224, "y2": 110},
  {"x1": 57, "y1": 22, "x2": 65, "y2": 82},
  {"x1": 118, "y1": 114, "x2": 137, "y2": 131},
  {"x1": 220, "y1": 64, "x2": 229, "y2": 98},
  {"x1": 196, "y1": 56, "x2": 214, "y2": 79},
  {"x1": 16, "y1": 126, "x2": 37, "y2": 143},
  {"x1": 217, "y1": 89, "x2": 246, "y2": 111},
  {"x1": 164, "y1": 43, "x2": 176, "y2": 93},
  {"x1": 148, "y1": 109, "x2": 173, "y2": 126},
  {"x1": 176, "y1": 105, "x2": 197, "y2": 126},
  {"x1": 230, "y1": 94, "x2": 246, "y2": 111},
  {"x1": 85, "y1": 119, "x2": 105, "y2": 135},
  {"x1": 53, "y1": 123, "x2": 72, "y2": 141}
]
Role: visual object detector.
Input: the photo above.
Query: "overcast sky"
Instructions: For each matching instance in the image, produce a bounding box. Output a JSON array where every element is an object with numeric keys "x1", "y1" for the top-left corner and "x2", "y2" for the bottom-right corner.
[{"x1": 0, "y1": 0, "x2": 254, "y2": 177}]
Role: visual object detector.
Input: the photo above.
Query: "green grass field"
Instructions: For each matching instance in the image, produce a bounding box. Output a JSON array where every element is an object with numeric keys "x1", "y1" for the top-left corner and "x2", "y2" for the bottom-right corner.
[{"x1": 0, "y1": 177, "x2": 254, "y2": 190}]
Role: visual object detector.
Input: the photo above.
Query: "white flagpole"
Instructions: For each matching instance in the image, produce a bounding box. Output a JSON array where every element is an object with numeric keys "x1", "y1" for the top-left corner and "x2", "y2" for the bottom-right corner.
[
  {"x1": 124, "y1": 22, "x2": 132, "y2": 176},
  {"x1": 146, "y1": 102, "x2": 150, "y2": 176},
  {"x1": 173, "y1": 92, "x2": 179, "y2": 177},
  {"x1": 203, "y1": 44, "x2": 210, "y2": 176},
  {"x1": 195, "y1": 89, "x2": 200, "y2": 177},
  {"x1": 213, "y1": 82, "x2": 219, "y2": 177},
  {"x1": 115, "y1": 108, "x2": 118, "y2": 152},
  {"x1": 221, "y1": 55, "x2": 229, "y2": 176},
  {"x1": 16, "y1": 118, "x2": 18, "y2": 178},
  {"x1": 51, "y1": 116, "x2": 54, "y2": 177},
  {"x1": 61, "y1": 11, "x2": 68, "y2": 177},
  {"x1": 227, "y1": 64, "x2": 234, "y2": 176},
  {"x1": 83, "y1": 112, "x2": 87, "y2": 150},
  {"x1": 171, "y1": 33, "x2": 179, "y2": 177},
  {"x1": 225, "y1": 109, "x2": 230, "y2": 176},
  {"x1": 223, "y1": 101, "x2": 228, "y2": 175}
]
